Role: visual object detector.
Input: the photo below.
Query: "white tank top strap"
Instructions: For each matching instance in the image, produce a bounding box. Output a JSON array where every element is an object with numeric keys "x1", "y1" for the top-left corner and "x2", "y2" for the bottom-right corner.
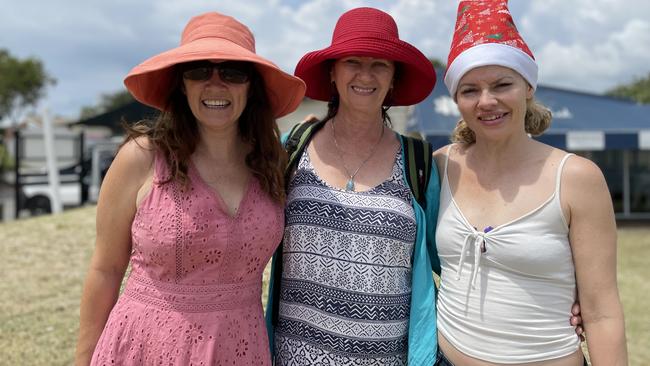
[
  {"x1": 554, "y1": 153, "x2": 575, "y2": 197},
  {"x1": 443, "y1": 144, "x2": 454, "y2": 181},
  {"x1": 554, "y1": 153, "x2": 574, "y2": 229}
]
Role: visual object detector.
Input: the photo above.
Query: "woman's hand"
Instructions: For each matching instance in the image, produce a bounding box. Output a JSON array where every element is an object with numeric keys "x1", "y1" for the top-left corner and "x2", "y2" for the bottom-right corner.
[{"x1": 570, "y1": 301, "x2": 584, "y2": 341}]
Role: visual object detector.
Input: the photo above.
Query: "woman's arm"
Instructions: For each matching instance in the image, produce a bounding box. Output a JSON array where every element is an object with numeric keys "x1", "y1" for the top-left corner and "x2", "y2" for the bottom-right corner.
[
  {"x1": 74, "y1": 138, "x2": 154, "y2": 365},
  {"x1": 564, "y1": 156, "x2": 628, "y2": 365}
]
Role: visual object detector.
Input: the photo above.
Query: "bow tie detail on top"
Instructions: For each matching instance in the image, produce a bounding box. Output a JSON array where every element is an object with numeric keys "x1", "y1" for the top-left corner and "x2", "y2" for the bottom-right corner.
[{"x1": 456, "y1": 226, "x2": 493, "y2": 289}]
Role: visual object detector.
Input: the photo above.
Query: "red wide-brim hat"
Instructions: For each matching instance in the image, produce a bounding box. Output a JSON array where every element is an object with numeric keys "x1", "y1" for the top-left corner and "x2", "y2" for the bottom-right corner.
[
  {"x1": 124, "y1": 12, "x2": 305, "y2": 118},
  {"x1": 294, "y1": 7, "x2": 436, "y2": 106}
]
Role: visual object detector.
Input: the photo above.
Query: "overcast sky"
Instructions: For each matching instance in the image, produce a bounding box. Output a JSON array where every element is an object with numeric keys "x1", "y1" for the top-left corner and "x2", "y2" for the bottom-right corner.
[{"x1": 1, "y1": 0, "x2": 649, "y2": 123}]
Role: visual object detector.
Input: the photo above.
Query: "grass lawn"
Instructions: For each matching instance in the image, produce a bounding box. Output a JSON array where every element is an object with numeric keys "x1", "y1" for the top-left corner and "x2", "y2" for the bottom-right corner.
[
  {"x1": 616, "y1": 225, "x2": 650, "y2": 365},
  {"x1": 1, "y1": 206, "x2": 647, "y2": 365}
]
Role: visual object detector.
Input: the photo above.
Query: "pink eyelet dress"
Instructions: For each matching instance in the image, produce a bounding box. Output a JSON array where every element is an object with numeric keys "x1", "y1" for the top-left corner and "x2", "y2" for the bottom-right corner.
[{"x1": 90, "y1": 152, "x2": 283, "y2": 366}]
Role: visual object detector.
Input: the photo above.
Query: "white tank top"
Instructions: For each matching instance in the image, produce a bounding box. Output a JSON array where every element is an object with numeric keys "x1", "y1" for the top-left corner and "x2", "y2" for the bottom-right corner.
[{"x1": 436, "y1": 148, "x2": 581, "y2": 363}]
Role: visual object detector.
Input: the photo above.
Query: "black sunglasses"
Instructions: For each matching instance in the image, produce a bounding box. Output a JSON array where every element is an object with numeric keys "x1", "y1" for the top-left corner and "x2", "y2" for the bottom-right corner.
[{"x1": 181, "y1": 61, "x2": 251, "y2": 84}]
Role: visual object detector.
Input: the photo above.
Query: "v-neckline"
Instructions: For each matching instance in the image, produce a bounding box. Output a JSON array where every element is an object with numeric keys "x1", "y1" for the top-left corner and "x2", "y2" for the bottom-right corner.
[
  {"x1": 443, "y1": 159, "x2": 557, "y2": 235},
  {"x1": 188, "y1": 160, "x2": 254, "y2": 220}
]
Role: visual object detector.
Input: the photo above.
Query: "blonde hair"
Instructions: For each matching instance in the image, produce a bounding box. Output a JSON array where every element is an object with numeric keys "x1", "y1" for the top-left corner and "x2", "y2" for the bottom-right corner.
[{"x1": 451, "y1": 98, "x2": 552, "y2": 144}]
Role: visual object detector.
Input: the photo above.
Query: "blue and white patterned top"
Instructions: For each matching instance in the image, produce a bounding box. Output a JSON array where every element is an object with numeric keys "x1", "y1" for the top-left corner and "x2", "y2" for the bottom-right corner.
[{"x1": 274, "y1": 148, "x2": 417, "y2": 366}]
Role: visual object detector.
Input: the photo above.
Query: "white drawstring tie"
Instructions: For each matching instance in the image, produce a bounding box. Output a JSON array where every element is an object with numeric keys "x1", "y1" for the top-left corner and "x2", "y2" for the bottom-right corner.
[{"x1": 456, "y1": 231, "x2": 487, "y2": 289}]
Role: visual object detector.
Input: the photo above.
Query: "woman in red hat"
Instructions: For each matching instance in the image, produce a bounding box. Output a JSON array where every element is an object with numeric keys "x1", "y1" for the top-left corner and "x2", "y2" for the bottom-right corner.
[
  {"x1": 433, "y1": 1, "x2": 627, "y2": 365},
  {"x1": 74, "y1": 11, "x2": 305, "y2": 366},
  {"x1": 265, "y1": 7, "x2": 441, "y2": 365}
]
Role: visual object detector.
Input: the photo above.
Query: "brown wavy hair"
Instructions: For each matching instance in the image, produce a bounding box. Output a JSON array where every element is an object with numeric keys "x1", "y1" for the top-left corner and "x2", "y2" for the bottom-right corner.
[
  {"x1": 451, "y1": 97, "x2": 552, "y2": 145},
  {"x1": 123, "y1": 63, "x2": 287, "y2": 203}
]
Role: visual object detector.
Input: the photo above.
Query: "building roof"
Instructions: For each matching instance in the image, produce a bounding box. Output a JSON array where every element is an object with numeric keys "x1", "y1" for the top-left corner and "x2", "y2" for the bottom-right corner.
[
  {"x1": 408, "y1": 71, "x2": 650, "y2": 150},
  {"x1": 75, "y1": 101, "x2": 158, "y2": 134}
]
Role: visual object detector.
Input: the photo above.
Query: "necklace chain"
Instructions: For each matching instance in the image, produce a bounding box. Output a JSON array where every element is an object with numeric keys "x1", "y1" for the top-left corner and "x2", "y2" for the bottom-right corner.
[{"x1": 330, "y1": 119, "x2": 385, "y2": 191}]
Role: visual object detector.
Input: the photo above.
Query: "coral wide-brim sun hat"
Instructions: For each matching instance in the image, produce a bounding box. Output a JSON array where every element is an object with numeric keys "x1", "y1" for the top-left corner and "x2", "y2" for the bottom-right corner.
[
  {"x1": 294, "y1": 7, "x2": 436, "y2": 106},
  {"x1": 124, "y1": 12, "x2": 305, "y2": 118}
]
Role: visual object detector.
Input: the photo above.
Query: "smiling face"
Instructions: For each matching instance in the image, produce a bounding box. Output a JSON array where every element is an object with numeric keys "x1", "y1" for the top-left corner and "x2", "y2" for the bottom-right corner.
[
  {"x1": 331, "y1": 56, "x2": 395, "y2": 113},
  {"x1": 181, "y1": 60, "x2": 251, "y2": 132},
  {"x1": 455, "y1": 65, "x2": 534, "y2": 141}
]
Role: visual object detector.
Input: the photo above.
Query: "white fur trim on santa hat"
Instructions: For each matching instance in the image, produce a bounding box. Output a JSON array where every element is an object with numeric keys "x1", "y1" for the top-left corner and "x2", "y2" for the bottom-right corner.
[{"x1": 444, "y1": 43, "x2": 538, "y2": 98}]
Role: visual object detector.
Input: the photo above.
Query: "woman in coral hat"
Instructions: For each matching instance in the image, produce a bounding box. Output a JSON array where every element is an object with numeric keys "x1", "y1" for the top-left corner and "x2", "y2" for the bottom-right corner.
[
  {"x1": 265, "y1": 7, "x2": 441, "y2": 365},
  {"x1": 74, "y1": 11, "x2": 305, "y2": 366},
  {"x1": 433, "y1": 1, "x2": 627, "y2": 365}
]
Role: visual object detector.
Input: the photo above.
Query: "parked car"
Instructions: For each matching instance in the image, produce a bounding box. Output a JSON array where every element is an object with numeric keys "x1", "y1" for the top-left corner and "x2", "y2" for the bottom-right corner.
[
  {"x1": 19, "y1": 167, "x2": 83, "y2": 216},
  {"x1": 19, "y1": 139, "x2": 120, "y2": 216}
]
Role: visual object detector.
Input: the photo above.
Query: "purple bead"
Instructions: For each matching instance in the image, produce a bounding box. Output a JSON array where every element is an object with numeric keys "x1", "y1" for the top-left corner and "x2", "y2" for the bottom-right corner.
[{"x1": 483, "y1": 226, "x2": 493, "y2": 233}]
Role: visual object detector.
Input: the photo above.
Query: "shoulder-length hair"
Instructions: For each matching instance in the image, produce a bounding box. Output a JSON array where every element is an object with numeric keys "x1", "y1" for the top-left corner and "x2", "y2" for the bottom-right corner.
[{"x1": 122, "y1": 63, "x2": 287, "y2": 203}]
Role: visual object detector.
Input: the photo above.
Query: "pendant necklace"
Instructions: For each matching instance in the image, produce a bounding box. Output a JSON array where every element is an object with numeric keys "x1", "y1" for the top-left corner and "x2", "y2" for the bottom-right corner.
[{"x1": 331, "y1": 119, "x2": 385, "y2": 191}]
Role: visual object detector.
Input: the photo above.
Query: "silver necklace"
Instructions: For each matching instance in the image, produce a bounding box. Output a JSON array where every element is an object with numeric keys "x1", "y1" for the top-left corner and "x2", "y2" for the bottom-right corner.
[{"x1": 330, "y1": 119, "x2": 385, "y2": 191}]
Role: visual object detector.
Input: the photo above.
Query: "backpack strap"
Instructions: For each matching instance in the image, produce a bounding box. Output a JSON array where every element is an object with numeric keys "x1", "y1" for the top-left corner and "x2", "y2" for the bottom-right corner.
[
  {"x1": 284, "y1": 117, "x2": 327, "y2": 183},
  {"x1": 400, "y1": 134, "x2": 433, "y2": 209}
]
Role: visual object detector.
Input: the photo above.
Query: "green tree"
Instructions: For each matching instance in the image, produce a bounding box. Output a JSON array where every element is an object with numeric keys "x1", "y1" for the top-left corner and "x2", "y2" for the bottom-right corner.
[
  {"x1": 606, "y1": 72, "x2": 650, "y2": 104},
  {"x1": 0, "y1": 49, "x2": 55, "y2": 123},
  {"x1": 79, "y1": 90, "x2": 134, "y2": 120},
  {"x1": 429, "y1": 57, "x2": 446, "y2": 69}
]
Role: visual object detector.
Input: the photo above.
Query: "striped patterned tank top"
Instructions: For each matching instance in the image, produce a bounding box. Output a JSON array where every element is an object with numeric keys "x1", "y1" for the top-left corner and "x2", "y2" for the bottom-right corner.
[{"x1": 274, "y1": 147, "x2": 417, "y2": 366}]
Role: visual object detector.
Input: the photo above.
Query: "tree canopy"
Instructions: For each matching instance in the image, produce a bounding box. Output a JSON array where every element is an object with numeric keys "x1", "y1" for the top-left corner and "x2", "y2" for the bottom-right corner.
[
  {"x1": 606, "y1": 72, "x2": 650, "y2": 104},
  {"x1": 429, "y1": 57, "x2": 446, "y2": 69},
  {"x1": 79, "y1": 90, "x2": 134, "y2": 120},
  {"x1": 0, "y1": 49, "x2": 55, "y2": 122}
]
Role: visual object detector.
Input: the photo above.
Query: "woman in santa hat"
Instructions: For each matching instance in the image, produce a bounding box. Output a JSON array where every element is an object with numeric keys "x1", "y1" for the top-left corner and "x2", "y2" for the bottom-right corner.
[{"x1": 433, "y1": 1, "x2": 627, "y2": 365}]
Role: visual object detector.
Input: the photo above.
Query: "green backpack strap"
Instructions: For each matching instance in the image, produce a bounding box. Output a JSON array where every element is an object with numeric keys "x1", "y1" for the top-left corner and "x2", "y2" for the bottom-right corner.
[
  {"x1": 284, "y1": 117, "x2": 327, "y2": 183},
  {"x1": 271, "y1": 117, "x2": 326, "y2": 326},
  {"x1": 400, "y1": 134, "x2": 433, "y2": 209}
]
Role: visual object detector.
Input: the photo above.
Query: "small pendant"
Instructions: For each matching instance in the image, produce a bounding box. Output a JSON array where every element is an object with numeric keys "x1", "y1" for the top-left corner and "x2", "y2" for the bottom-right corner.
[{"x1": 345, "y1": 179, "x2": 355, "y2": 191}]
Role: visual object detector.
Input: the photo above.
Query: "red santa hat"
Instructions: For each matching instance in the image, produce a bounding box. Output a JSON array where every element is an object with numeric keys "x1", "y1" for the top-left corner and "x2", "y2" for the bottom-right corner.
[{"x1": 444, "y1": 0, "x2": 537, "y2": 97}]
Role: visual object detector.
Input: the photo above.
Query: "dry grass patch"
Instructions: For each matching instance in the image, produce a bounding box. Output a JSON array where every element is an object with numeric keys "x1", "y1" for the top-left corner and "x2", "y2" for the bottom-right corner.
[{"x1": 1, "y1": 206, "x2": 96, "y2": 365}]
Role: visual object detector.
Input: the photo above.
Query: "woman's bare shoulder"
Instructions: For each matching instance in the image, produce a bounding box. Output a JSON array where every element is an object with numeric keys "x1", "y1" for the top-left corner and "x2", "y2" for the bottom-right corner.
[
  {"x1": 560, "y1": 153, "x2": 611, "y2": 214},
  {"x1": 431, "y1": 143, "x2": 457, "y2": 176},
  {"x1": 116, "y1": 136, "x2": 156, "y2": 170},
  {"x1": 107, "y1": 136, "x2": 157, "y2": 188},
  {"x1": 433, "y1": 143, "x2": 463, "y2": 163},
  {"x1": 562, "y1": 153, "x2": 605, "y2": 184}
]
